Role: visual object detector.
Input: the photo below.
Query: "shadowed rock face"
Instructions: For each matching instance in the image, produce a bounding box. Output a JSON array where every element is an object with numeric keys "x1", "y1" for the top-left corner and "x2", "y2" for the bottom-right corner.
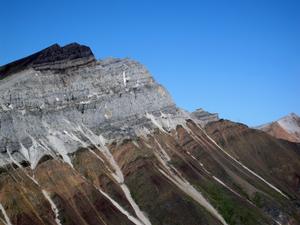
[
  {"x1": 1, "y1": 43, "x2": 300, "y2": 225},
  {"x1": 31, "y1": 43, "x2": 94, "y2": 65},
  {"x1": 0, "y1": 43, "x2": 95, "y2": 78}
]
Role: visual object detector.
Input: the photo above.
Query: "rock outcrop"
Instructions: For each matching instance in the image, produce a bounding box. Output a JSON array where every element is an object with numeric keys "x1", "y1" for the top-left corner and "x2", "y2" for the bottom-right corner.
[{"x1": 191, "y1": 108, "x2": 219, "y2": 126}]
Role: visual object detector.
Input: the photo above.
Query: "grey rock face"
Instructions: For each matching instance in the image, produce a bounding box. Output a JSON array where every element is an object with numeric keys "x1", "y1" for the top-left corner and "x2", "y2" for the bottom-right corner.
[
  {"x1": 0, "y1": 43, "x2": 183, "y2": 167},
  {"x1": 191, "y1": 108, "x2": 219, "y2": 126}
]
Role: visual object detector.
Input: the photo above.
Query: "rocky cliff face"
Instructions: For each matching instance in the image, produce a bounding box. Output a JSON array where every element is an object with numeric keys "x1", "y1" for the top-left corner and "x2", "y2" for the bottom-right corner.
[
  {"x1": 0, "y1": 43, "x2": 186, "y2": 168},
  {"x1": 1, "y1": 43, "x2": 300, "y2": 225}
]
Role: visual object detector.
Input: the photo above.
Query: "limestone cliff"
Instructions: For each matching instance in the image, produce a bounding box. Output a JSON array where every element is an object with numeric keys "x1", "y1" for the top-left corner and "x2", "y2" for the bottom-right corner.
[{"x1": 0, "y1": 43, "x2": 184, "y2": 168}]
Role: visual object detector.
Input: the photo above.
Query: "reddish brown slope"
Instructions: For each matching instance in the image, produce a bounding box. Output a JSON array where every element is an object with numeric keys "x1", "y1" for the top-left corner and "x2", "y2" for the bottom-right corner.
[
  {"x1": 258, "y1": 113, "x2": 300, "y2": 143},
  {"x1": 206, "y1": 119, "x2": 300, "y2": 197},
  {"x1": 2, "y1": 120, "x2": 300, "y2": 225}
]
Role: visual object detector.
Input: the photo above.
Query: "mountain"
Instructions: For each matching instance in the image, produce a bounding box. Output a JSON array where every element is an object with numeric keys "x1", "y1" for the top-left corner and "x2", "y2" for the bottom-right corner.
[
  {"x1": 257, "y1": 113, "x2": 300, "y2": 143},
  {"x1": 0, "y1": 43, "x2": 300, "y2": 225}
]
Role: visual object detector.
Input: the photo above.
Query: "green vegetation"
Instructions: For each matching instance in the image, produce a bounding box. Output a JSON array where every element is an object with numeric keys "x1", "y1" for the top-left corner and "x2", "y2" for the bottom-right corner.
[
  {"x1": 126, "y1": 163, "x2": 220, "y2": 225},
  {"x1": 253, "y1": 192, "x2": 264, "y2": 208},
  {"x1": 203, "y1": 182, "x2": 269, "y2": 225}
]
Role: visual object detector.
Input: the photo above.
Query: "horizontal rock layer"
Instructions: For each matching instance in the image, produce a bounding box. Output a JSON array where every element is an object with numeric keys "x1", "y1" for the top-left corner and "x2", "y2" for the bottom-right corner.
[
  {"x1": 191, "y1": 108, "x2": 219, "y2": 125},
  {"x1": 0, "y1": 44, "x2": 185, "y2": 168}
]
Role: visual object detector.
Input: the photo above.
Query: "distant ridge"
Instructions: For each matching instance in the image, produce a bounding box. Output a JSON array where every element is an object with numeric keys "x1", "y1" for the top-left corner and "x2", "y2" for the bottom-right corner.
[{"x1": 257, "y1": 113, "x2": 300, "y2": 143}]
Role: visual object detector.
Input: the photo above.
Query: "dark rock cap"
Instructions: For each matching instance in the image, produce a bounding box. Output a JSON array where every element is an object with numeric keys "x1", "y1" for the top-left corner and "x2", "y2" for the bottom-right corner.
[{"x1": 0, "y1": 43, "x2": 95, "y2": 78}]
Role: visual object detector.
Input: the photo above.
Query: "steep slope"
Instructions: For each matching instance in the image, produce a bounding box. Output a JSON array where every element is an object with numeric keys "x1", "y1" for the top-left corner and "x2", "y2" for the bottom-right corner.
[
  {"x1": 206, "y1": 119, "x2": 300, "y2": 224},
  {"x1": 257, "y1": 113, "x2": 300, "y2": 143},
  {"x1": 0, "y1": 43, "x2": 300, "y2": 225}
]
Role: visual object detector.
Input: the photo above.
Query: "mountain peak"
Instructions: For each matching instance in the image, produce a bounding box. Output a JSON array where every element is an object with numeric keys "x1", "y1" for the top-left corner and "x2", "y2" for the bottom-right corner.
[
  {"x1": 277, "y1": 112, "x2": 300, "y2": 134},
  {"x1": 257, "y1": 113, "x2": 300, "y2": 143},
  {"x1": 32, "y1": 42, "x2": 94, "y2": 64},
  {"x1": 284, "y1": 112, "x2": 299, "y2": 119},
  {"x1": 0, "y1": 43, "x2": 95, "y2": 78}
]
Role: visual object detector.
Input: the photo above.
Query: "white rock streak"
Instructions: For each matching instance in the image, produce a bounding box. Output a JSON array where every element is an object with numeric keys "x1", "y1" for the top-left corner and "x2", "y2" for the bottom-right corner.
[
  {"x1": 71, "y1": 164, "x2": 144, "y2": 225},
  {"x1": 6, "y1": 150, "x2": 39, "y2": 186},
  {"x1": 187, "y1": 150, "x2": 251, "y2": 204},
  {"x1": 75, "y1": 125, "x2": 152, "y2": 225},
  {"x1": 152, "y1": 138, "x2": 228, "y2": 225},
  {"x1": 19, "y1": 143, "x2": 30, "y2": 162},
  {"x1": 213, "y1": 176, "x2": 243, "y2": 199},
  {"x1": 0, "y1": 203, "x2": 12, "y2": 225},
  {"x1": 42, "y1": 190, "x2": 62, "y2": 225},
  {"x1": 158, "y1": 168, "x2": 228, "y2": 225},
  {"x1": 145, "y1": 113, "x2": 166, "y2": 133},
  {"x1": 145, "y1": 112, "x2": 188, "y2": 133},
  {"x1": 18, "y1": 134, "x2": 56, "y2": 170},
  {"x1": 98, "y1": 189, "x2": 144, "y2": 225},
  {"x1": 47, "y1": 134, "x2": 73, "y2": 168},
  {"x1": 123, "y1": 71, "x2": 128, "y2": 87},
  {"x1": 203, "y1": 131, "x2": 289, "y2": 199},
  {"x1": 186, "y1": 151, "x2": 211, "y2": 175},
  {"x1": 274, "y1": 219, "x2": 283, "y2": 225},
  {"x1": 120, "y1": 185, "x2": 151, "y2": 225}
]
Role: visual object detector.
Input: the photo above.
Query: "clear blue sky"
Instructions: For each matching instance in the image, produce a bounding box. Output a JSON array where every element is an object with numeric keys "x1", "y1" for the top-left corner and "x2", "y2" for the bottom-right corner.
[{"x1": 1, "y1": 0, "x2": 299, "y2": 126}]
